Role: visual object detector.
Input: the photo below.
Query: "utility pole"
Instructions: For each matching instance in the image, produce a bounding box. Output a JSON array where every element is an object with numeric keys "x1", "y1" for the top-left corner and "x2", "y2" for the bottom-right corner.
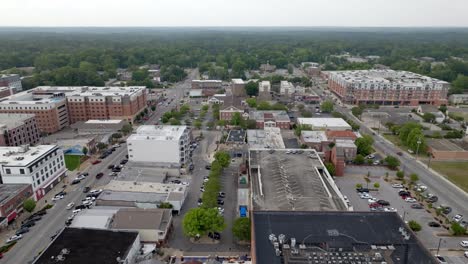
[
  {"x1": 436, "y1": 238, "x2": 444, "y2": 256},
  {"x1": 416, "y1": 136, "x2": 422, "y2": 160}
]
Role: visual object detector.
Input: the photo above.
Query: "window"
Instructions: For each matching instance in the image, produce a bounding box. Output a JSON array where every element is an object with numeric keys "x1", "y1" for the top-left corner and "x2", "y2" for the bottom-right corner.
[
  {"x1": 5, "y1": 168, "x2": 11, "y2": 174},
  {"x1": 20, "y1": 169, "x2": 25, "y2": 174},
  {"x1": 37, "y1": 180, "x2": 40, "y2": 185}
]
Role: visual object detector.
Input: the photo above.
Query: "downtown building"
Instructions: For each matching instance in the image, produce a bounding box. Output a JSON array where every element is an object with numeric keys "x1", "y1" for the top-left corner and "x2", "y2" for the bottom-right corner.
[
  {"x1": 0, "y1": 74, "x2": 22, "y2": 92},
  {"x1": 0, "y1": 86, "x2": 147, "y2": 133},
  {"x1": 127, "y1": 125, "x2": 192, "y2": 168},
  {"x1": 0, "y1": 113, "x2": 40, "y2": 146},
  {"x1": 0, "y1": 145, "x2": 66, "y2": 200},
  {"x1": 327, "y1": 70, "x2": 449, "y2": 106}
]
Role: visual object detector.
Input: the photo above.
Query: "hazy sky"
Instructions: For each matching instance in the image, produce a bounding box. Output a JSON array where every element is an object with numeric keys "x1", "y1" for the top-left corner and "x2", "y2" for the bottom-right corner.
[{"x1": 2, "y1": 0, "x2": 468, "y2": 27}]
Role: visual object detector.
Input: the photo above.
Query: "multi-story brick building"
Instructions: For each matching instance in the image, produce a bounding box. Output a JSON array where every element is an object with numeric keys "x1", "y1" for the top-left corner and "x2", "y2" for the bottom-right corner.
[
  {"x1": 191, "y1": 80, "x2": 222, "y2": 96},
  {"x1": 0, "y1": 184, "x2": 33, "y2": 223},
  {"x1": 0, "y1": 114, "x2": 40, "y2": 146},
  {"x1": 250, "y1": 111, "x2": 291, "y2": 129},
  {"x1": 0, "y1": 86, "x2": 14, "y2": 99},
  {"x1": 0, "y1": 145, "x2": 66, "y2": 200},
  {"x1": 0, "y1": 86, "x2": 147, "y2": 133},
  {"x1": 0, "y1": 74, "x2": 22, "y2": 92},
  {"x1": 327, "y1": 70, "x2": 449, "y2": 106},
  {"x1": 231, "y1": 79, "x2": 246, "y2": 97},
  {"x1": 220, "y1": 106, "x2": 248, "y2": 121}
]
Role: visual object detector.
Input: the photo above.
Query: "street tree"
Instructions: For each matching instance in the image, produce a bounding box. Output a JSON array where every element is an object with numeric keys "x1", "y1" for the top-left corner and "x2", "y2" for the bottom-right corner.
[
  {"x1": 320, "y1": 100, "x2": 334, "y2": 113},
  {"x1": 409, "y1": 173, "x2": 419, "y2": 183},
  {"x1": 355, "y1": 135, "x2": 374, "y2": 156},
  {"x1": 182, "y1": 208, "x2": 225, "y2": 237},
  {"x1": 96, "y1": 142, "x2": 108, "y2": 151},
  {"x1": 408, "y1": 220, "x2": 422, "y2": 232},
  {"x1": 194, "y1": 120, "x2": 202, "y2": 129},
  {"x1": 422, "y1": 113, "x2": 436, "y2": 123},
  {"x1": 451, "y1": 222, "x2": 466, "y2": 236},
  {"x1": 82, "y1": 147, "x2": 88, "y2": 156},
  {"x1": 245, "y1": 81, "x2": 258, "y2": 96},
  {"x1": 351, "y1": 106, "x2": 363, "y2": 118},
  {"x1": 396, "y1": 170, "x2": 405, "y2": 179},
  {"x1": 245, "y1": 98, "x2": 257, "y2": 108},
  {"x1": 354, "y1": 154, "x2": 365, "y2": 165},
  {"x1": 23, "y1": 198, "x2": 36, "y2": 213},
  {"x1": 231, "y1": 112, "x2": 242, "y2": 126},
  {"x1": 214, "y1": 151, "x2": 231, "y2": 168},
  {"x1": 384, "y1": 155, "x2": 400, "y2": 170},
  {"x1": 121, "y1": 124, "x2": 133, "y2": 135},
  {"x1": 232, "y1": 217, "x2": 251, "y2": 241}
]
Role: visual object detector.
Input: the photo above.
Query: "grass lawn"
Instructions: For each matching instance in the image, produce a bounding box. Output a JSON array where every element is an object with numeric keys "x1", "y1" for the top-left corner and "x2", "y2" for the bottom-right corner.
[
  {"x1": 431, "y1": 161, "x2": 468, "y2": 192},
  {"x1": 64, "y1": 155, "x2": 81, "y2": 171},
  {"x1": 383, "y1": 134, "x2": 402, "y2": 146}
]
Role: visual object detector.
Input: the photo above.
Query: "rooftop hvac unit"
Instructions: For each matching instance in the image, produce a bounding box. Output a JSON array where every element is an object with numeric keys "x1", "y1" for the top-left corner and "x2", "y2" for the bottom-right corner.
[
  {"x1": 291, "y1": 237, "x2": 296, "y2": 248},
  {"x1": 278, "y1": 234, "x2": 286, "y2": 244},
  {"x1": 275, "y1": 248, "x2": 281, "y2": 257},
  {"x1": 269, "y1": 234, "x2": 277, "y2": 244},
  {"x1": 56, "y1": 255, "x2": 65, "y2": 261},
  {"x1": 61, "y1": 248, "x2": 70, "y2": 255}
]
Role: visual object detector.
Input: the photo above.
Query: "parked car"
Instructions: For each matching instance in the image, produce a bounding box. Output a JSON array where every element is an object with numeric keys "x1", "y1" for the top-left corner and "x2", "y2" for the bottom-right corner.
[
  {"x1": 205, "y1": 165, "x2": 211, "y2": 170},
  {"x1": 405, "y1": 197, "x2": 417, "y2": 203},
  {"x1": 208, "y1": 232, "x2": 221, "y2": 240},
  {"x1": 90, "y1": 189, "x2": 103, "y2": 194},
  {"x1": 65, "y1": 219, "x2": 73, "y2": 226},
  {"x1": 460, "y1": 241, "x2": 468, "y2": 248},
  {"x1": 383, "y1": 207, "x2": 397, "y2": 212},
  {"x1": 367, "y1": 198, "x2": 377, "y2": 204},
  {"x1": 428, "y1": 221, "x2": 441, "y2": 227},
  {"x1": 75, "y1": 205, "x2": 86, "y2": 210},
  {"x1": 360, "y1": 193, "x2": 371, "y2": 199},
  {"x1": 71, "y1": 179, "x2": 81, "y2": 185},
  {"x1": 107, "y1": 164, "x2": 115, "y2": 169},
  {"x1": 398, "y1": 191, "x2": 411, "y2": 197},
  {"x1": 396, "y1": 152, "x2": 403, "y2": 156},
  {"x1": 91, "y1": 160, "x2": 101, "y2": 165},
  {"x1": 442, "y1": 206, "x2": 452, "y2": 215},
  {"x1": 112, "y1": 167, "x2": 121, "y2": 172},
  {"x1": 66, "y1": 202, "x2": 75, "y2": 210},
  {"x1": 377, "y1": 200, "x2": 390, "y2": 206},
  {"x1": 120, "y1": 159, "x2": 128, "y2": 165},
  {"x1": 217, "y1": 200, "x2": 224, "y2": 205},
  {"x1": 52, "y1": 195, "x2": 64, "y2": 201},
  {"x1": 453, "y1": 214, "x2": 463, "y2": 222},
  {"x1": 6, "y1": 234, "x2": 22, "y2": 243},
  {"x1": 21, "y1": 221, "x2": 35, "y2": 228},
  {"x1": 83, "y1": 186, "x2": 91, "y2": 193},
  {"x1": 96, "y1": 172, "x2": 104, "y2": 179},
  {"x1": 369, "y1": 203, "x2": 382, "y2": 208},
  {"x1": 33, "y1": 210, "x2": 47, "y2": 216},
  {"x1": 356, "y1": 187, "x2": 369, "y2": 193},
  {"x1": 218, "y1": 192, "x2": 226, "y2": 198},
  {"x1": 464, "y1": 251, "x2": 468, "y2": 258},
  {"x1": 76, "y1": 175, "x2": 86, "y2": 181},
  {"x1": 15, "y1": 227, "x2": 30, "y2": 236},
  {"x1": 82, "y1": 200, "x2": 93, "y2": 206},
  {"x1": 391, "y1": 183, "x2": 404, "y2": 188},
  {"x1": 411, "y1": 204, "x2": 424, "y2": 209},
  {"x1": 435, "y1": 255, "x2": 448, "y2": 264}
]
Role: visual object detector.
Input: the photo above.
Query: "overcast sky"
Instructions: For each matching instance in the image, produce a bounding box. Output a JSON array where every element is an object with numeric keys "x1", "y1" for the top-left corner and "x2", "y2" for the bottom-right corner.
[{"x1": 2, "y1": 0, "x2": 468, "y2": 27}]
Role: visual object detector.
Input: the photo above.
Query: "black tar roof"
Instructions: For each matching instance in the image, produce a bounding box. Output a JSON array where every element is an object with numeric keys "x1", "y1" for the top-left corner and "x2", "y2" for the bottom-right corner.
[
  {"x1": 226, "y1": 129, "x2": 246, "y2": 143},
  {"x1": 33, "y1": 228, "x2": 138, "y2": 264},
  {"x1": 253, "y1": 211, "x2": 436, "y2": 264}
]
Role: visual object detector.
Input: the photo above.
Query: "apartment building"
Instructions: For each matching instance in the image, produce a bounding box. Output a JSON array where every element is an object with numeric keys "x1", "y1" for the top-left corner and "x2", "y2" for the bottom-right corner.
[
  {"x1": 0, "y1": 114, "x2": 40, "y2": 146},
  {"x1": 231, "y1": 79, "x2": 246, "y2": 96},
  {"x1": 0, "y1": 74, "x2": 22, "y2": 92},
  {"x1": 258, "y1": 81, "x2": 271, "y2": 94},
  {"x1": 0, "y1": 91, "x2": 69, "y2": 134},
  {"x1": 0, "y1": 86, "x2": 147, "y2": 133},
  {"x1": 449, "y1": 94, "x2": 468, "y2": 105},
  {"x1": 191, "y1": 80, "x2": 222, "y2": 96},
  {"x1": 279, "y1": 81, "x2": 295, "y2": 95},
  {"x1": 0, "y1": 145, "x2": 66, "y2": 200},
  {"x1": 328, "y1": 70, "x2": 449, "y2": 106},
  {"x1": 250, "y1": 111, "x2": 291, "y2": 129},
  {"x1": 127, "y1": 125, "x2": 191, "y2": 167}
]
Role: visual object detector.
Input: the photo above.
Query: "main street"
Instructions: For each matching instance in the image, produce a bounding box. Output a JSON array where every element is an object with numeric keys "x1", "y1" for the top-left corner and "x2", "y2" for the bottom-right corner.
[{"x1": 2, "y1": 70, "x2": 199, "y2": 263}]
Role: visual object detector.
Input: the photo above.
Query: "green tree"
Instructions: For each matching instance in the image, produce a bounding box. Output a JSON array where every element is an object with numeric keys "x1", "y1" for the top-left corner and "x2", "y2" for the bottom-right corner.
[
  {"x1": 96, "y1": 142, "x2": 108, "y2": 151},
  {"x1": 232, "y1": 217, "x2": 251, "y2": 241},
  {"x1": 396, "y1": 170, "x2": 405, "y2": 179},
  {"x1": 294, "y1": 124, "x2": 312, "y2": 136},
  {"x1": 351, "y1": 106, "x2": 363, "y2": 118},
  {"x1": 23, "y1": 198, "x2": 36, "y2": 213},
  {"x1": 384, "y1": 155, "x2": 400, "y2": 170},
  {"x1": 257, "y1": 101, "x2": 271, "y2": 110},
  {"x1": 410, "y1": 173, "x2": 419, "y2": 183},
  {"x1": 182, "y1": 208, "x2": 225, "y2": 237},
  {"x1": 354, "y1": 154, "x2": 365, "y2": 165},
  {"x1": 325, "y1": 162, "x2": 336, "y2": 176},
  {"x1": 320, "y1": 100, "x2": 334, "y2": 113},
  {"x1": 245, "y1": 98, "x2": 257, "y2": 108},
  {"x1": 297, "y1": 104, "x2": 305, "y2": 111},
  {"x1": 287, "y1": 64, "x2": 294, "y2": 74},
  {"x1": 170, "y1": 118, "x2": 181, "y2": 125},
  {"x1": 194, "y1": 120, "x2": 202, "y2": 129},
  {"x1": 438, "y1": 105, "x2": 447, "y2": 114},
  {"x1": 373, "y1": 182, "x2": 380, "y2": 189},
  {"x1": 355, "y1": 135, "x2": 374, "y2": 156},
  {"x1": 121, "y1": 124, "x2": 133, "y2": 135},
  {"x1": 422, "y1": 113, "x2": 436, "y2": 123},
  {"x1": 112, "y1": 133, "x2": 123, "y2": 140},
  {"x1": 214, "y1": 151, "x2": 231, "y2": 168},
  {"x1": 158, "y1": 202, "x2": 173, "y2": 209},
  {"x1": 408, "y1": 220, "x2": 422, "y2": 232},
  {"x1": 451, "y1": 222, "x2": 466, "y2": 236},
  {"x1": 245, "y1": 81, "x2": 258, "y2": 96},
  {"x1": 82, "y1": 147, "x2": 88, "y2": 156},
  {"x1": 231, "y1": 112, "x2": 242, "y2": 126},
  {"x1": 201, "y1": 105, "x2": 209, "y2": 111},
  {"x1": 398, "y1": 123, "x2": 421, "y2": 143}
]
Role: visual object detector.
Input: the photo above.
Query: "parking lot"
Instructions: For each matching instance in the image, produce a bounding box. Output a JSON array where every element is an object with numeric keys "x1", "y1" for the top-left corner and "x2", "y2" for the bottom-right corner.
[{"x1": 335, "y1": 173, "x2": 468, "y2": 262}]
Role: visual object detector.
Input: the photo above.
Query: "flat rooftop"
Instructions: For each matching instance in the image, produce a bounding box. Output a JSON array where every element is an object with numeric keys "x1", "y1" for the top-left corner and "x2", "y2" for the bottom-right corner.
[
  {"x1": 69, "y1": 208, "x2": 118, "y2": 229},
  {"x1": 301, "y1": 131, "x2": 328, "y2": 143},
  {"x1": 247, "y1": 128, "x2": 285, "y2": 149},
  {"x1": 85, "y1": 119, "x2": 124, "y2": 124},
  {"x1": 112, "y1": 208, "x2": 172, "y2": 231},
  {"x1": 33, "y1": 228, "x2": 138, "y2": 264},
  {"x1": 250, "y1": 110, "x2": 291, "y2": 122},
  {"x1": 253, "y1": 211, "x2": 436, "y2": 264},
  {"x1": 249, "y1": 149, "x2": 346, "y2": 211},
  {"x1": 0, "y1": 113, "x2": 35, "y2": 130},
  {"x1": 0, "y1": 145, "x2": 57, "y2": 166},
  {"x1": 102, "y1": 180, "x2": 186, "y2": 194},
  {"x1": 117, "y1": 163, "x2": 177, "y2": 183},
  {"x1": 0, "y1": 184, "x2": 31, "y2": 207},
  {"x1": 231, "y1": 78, "x2": 244, "y2": 84},
  {"x1": 97, "y1": 190, "x2": 168, "y2": 205},
  {"x1": 297, "y1": 118, "x2": 351, "y2": 129},
  {"x1": 130, "y1": 125, "x2": 187, "y2": 141}
]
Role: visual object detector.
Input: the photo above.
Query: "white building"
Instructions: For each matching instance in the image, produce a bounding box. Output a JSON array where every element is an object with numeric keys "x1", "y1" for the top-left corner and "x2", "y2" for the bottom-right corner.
[
  {"x1": 297, "y1": 118, "x2": 352, "y2": 131},
  {"x1": 127, "y1": 125, "x2": 191, "y2": 167},
  {"x1": 280, "y1": 81, "x2": 295, "y2": 95},
  {"x1": 258, "y1": 81, "x2": 271, "y2": 93},
  {"x1": 0, "y1": 145, "x2": 66, "y2": 200}
]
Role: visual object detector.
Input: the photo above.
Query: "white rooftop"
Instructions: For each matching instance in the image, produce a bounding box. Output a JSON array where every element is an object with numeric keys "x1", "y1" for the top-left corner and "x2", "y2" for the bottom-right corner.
[
  {"x1": 0, "y1": 113, "x2": 35, "y2": 130},
  {"x1": 70, "y1": 207, "x2": 118, "y2": 229},
  {"x1": 247, "y1": 127, "x2": 285, "y2": 149},
  {"x1": 297, "y1": 118, "x2": 351, "y2": 129},
  {"x1": 192, "y1": 80, "x2": 222, "y2": 83},
  {"x1": 232, "y1": 78, "x2": 245, "y2": 84},
  {"x1": 85, "y1": 119, "x2": 123, "y2": 124},
  {"x1": 301, "y1": 131, "x2": 328, "y2": 143},
  {"x1": 102, "y1": 180, "x2": 186, "y2": 194},
  {"x1": 335, "y1": 139, "x2": 357, "y2": 148},
  {"x1": 0, "y1": 145, "x2": 57, "y2": 166},
  {"x1": 130, "y1": 125, "x2": 188, "y2": 141}
]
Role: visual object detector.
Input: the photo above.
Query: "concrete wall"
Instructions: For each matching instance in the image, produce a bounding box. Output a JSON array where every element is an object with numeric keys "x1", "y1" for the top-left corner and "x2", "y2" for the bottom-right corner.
[{"x1": 128, "y1": 139, "x2": 180, "y2": 164}]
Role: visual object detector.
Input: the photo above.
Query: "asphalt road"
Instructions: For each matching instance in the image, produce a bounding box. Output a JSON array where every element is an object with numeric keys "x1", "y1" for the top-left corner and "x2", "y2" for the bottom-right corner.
[{"x1": 2, "y1": 145, "x2": 128, "y2": 264}]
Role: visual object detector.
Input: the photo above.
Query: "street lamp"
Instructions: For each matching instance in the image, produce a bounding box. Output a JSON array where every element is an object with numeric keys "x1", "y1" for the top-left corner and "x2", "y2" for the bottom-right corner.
[
  {"x1": 416, "y1": 137, "x2": 422, "y2": 160},
  {"x1": 436, "y1": 238, "x2": 445, "y2": 256}
]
